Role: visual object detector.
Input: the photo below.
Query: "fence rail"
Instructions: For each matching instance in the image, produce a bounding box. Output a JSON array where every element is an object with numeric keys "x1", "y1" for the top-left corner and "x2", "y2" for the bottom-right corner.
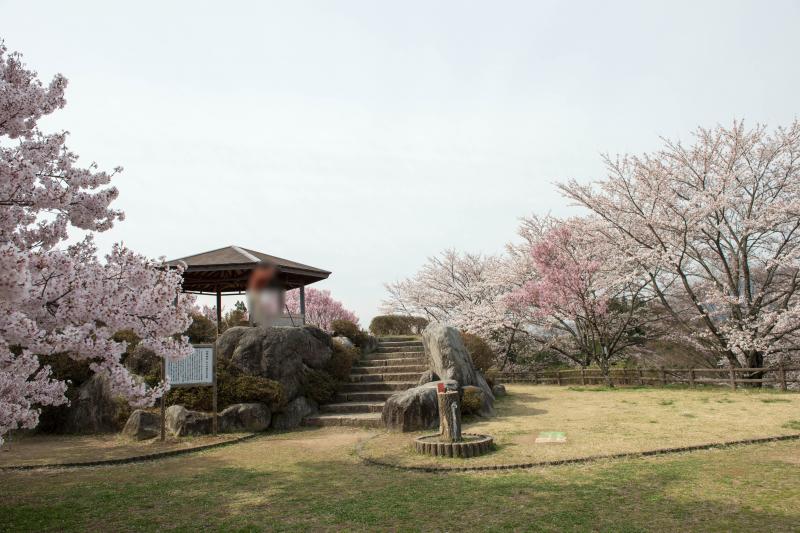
[{"x1": 495, "y1": 365, "x2": 800, "y2": 390}]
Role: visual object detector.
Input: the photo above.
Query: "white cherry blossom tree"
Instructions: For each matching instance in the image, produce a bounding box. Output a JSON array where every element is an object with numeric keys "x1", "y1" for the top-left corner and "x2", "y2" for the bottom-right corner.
[{"x1": 559, "y1": 121, "x2": 800, "y2": 376}]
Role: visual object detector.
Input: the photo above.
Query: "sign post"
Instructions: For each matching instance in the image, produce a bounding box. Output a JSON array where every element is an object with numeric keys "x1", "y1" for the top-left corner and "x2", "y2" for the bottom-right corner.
[{"x1": 161, "y1": 343, "x2": 217, "y2": 439}]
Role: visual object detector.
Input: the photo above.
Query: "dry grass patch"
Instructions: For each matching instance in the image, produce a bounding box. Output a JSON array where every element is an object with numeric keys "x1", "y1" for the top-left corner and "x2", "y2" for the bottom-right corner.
[
  {"x1": 360, "y1": 384, "x2": 800, "y2": 468},
  {"x1": 0, "y1": 432, "x2": 249, "y2": 468}
]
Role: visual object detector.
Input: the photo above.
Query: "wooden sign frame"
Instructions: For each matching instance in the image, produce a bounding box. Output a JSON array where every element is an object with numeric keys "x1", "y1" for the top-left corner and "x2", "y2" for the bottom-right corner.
[{"x1": 160, "y1": 342, "x2": 218, "y2": 440}]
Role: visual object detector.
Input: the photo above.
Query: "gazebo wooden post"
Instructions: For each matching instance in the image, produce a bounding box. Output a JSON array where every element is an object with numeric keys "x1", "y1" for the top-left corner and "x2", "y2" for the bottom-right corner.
[
  {"x1": 213, "y1": 289, "x2": 221, "y2": 436},
  {"x1": 299, "y1": 286, "x2": 306, "y2": 323},
  {"x1": 215, "y1": 290, "x2": 222, "y2": 334}
]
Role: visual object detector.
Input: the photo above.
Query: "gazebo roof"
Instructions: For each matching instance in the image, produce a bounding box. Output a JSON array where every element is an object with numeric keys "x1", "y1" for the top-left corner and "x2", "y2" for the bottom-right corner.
[{"x1": 167, "y1": 245, "x2": 330, "y2": 293}]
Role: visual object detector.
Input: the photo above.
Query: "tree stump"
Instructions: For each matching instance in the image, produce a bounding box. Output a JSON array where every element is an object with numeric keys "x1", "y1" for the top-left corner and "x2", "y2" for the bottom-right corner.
[{"x1": 437, "y1": 391, "x2": 462, "y2": 443}]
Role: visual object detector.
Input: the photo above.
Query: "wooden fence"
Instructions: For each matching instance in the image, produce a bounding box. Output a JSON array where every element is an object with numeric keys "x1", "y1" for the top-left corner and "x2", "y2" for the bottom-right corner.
[{"x1": 496, "y1": 365, "x2": 800, "y2": 391}]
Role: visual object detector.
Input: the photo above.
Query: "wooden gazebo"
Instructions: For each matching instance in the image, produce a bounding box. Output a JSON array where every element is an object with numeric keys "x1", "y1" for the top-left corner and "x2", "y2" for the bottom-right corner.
[{"x1": 167, "y1": 245, "x2": 330, "y2": 327}]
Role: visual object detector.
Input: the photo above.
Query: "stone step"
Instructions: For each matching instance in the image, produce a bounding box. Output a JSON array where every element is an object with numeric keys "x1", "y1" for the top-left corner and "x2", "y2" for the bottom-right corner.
[
  {"x1": 320, "y1": 401, "x2": 384, "y2": 414},
  {"x1": 335, "y1": 391, "x2": 394, "y2": 402},
  {"x1": 377, "y1": 341, "x2": 424, "y2": 348},
  {"x1": 363, "y1": 351, "x2": 425, "y2": 360},
  {"x1": 355, "y1": 357, "x2": 426, "y2": 367},
  {"x1": 370, "y1": 351, "x2": 425, "y2": 359},
  {"x1": 350, "y1": 365, "x2": 427, "y2": 375},
  {"x1": 376, "y1": 346, "x2": 424, "y2": 353},
  {"x1": 348, "y1": 372, "x2": 422, "y2": 383},
  {"x1": 304, "y1": 413, "x2": 383, "y2": 429},
  {"x1": 378, "y1": 336, "x2": 420, "y2": 342},
  {"x1": 340, "y1": 381, "x2": 416, "y2": 392}
]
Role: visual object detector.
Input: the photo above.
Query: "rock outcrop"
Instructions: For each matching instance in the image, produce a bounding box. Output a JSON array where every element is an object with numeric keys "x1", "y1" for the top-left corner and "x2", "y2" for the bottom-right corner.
[
  {"x1": 64, "y1": 373, "x2": 129, "y2": 433},
  {"x1": 381, "y1": 380, "x2": 458, "y2": 431},
  {"x1": 165, "y1": 405, "x2": 213, "y2": 436},
  {"x1": 272, "y1": 396, "x2": 318, "y2": 430},
  {"x1": 421, "y1": 324, "x2": 495, "y2": 416},
  {"x1": 122, "y1": 410, "x2": 160, "y2": 440},
  {"x1": 219, "y1": 403, "x2": 271, "y2": 432},
  {"x1": 217, "y1": 325, "x2": 332, "y2": 401}
]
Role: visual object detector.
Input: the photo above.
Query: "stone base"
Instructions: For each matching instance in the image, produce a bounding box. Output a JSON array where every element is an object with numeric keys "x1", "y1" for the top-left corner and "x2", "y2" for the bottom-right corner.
[{"x1": 413, "y1": 433, "x2": 494, "y2": 458}]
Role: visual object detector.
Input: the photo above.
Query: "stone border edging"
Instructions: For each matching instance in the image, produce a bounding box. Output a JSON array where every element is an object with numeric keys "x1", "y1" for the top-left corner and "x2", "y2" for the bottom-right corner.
[
  {"x1": 0, "y1": 432, "x2": 261, "y2": 472},
  {"x1": 356, "y1": 433, "x2": 800, "y2": 473}
]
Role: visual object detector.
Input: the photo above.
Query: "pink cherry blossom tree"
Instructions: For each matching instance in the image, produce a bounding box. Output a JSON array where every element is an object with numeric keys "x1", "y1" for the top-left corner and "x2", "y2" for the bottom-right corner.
[
  {"x1": 0, "y1": 42, "x2": 194, "y2": 444},
  {"x1": 559, "y1": 121, "x2": 800, "y2": 378},
  {"x1": 506, "y1": 216, "x2": 657, "y2": 383},
  {"x1": 284, "y1": 287, "x2": 358, "y2": 332}
]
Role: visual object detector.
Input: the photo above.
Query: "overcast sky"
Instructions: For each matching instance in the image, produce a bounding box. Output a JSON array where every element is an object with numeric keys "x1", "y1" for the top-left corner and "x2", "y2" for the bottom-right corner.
[{"x1": 2, "y1": 1, "x2": 799, "y2": 323}]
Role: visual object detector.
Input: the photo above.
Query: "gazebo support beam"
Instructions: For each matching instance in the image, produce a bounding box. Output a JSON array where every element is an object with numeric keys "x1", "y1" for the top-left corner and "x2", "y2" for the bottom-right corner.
[
  {"x1": 215, "y1": 290, "x2": 222, "y2": 335},
  {"x1": 300, "y1": 286, "x2": 306, "y2": 318}
]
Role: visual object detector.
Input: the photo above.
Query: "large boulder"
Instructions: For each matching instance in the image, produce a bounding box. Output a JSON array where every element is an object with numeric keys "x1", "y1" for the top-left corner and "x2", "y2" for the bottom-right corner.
[
  {"x1": 165, "y1": 405, "x2": 213, "y2": 436},
  {"x1": 217, "y1": 325, "x2": 333, "y2": 401},
  {"x1": 421, "y1": 324, "x2": 495, "y2": 416},
  {"x1": 382, "y1": 380, "x2": 458, "y2": 431},
  {"x1": 219, "y1": 403, "x2": 271, "y2": 432},
  {"x1": 417, "y1": 369, "x2": 438, "y2": 386},
  {"x1": 332, "y1": 336, "x2": 355, "y2": 351},
  {"x1": 272, "y1": 396, "x2": 317, "y2": 430},
  {"x1": 64, "y1": 373, "x2": 129, "y2": 433},
  {"x1": 122, "y1": 409, "x2": 160, "y2": 440}
]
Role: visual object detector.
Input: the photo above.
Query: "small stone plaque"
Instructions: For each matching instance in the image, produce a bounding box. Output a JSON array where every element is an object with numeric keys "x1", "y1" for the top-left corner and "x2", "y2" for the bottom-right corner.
[{"x1": 535, "y1": 431, "x2": 566, "y2": 443}]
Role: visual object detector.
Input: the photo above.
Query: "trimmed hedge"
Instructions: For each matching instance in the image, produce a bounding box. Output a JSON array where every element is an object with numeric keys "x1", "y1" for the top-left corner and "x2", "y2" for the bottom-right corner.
[
  {"x1": 369, "y1": 315, "x2": 428, "y2": 336},
  {"x1": 331, "y1": 319, "x2": 369, "y2": 347}
]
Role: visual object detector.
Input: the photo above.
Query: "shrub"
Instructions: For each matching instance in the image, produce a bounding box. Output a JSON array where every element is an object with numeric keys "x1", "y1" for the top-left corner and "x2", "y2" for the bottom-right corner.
[
  {"x1": 166, "y1": 363, "x2": 285, "y2": 412},
  {"x1": 184, "y1": 312, "x2": 217, "y2": 343},
  {"x1": 461, "y1": 332, "x2": 495, "y2": 373},
  {"x1": 325, "y1": 343, "x2": 360, "y2": 382},
  {"x1": 303, "y1": 369, "x2": 337, "y2": 405},
  {"x1": 331, "y1": 319, "x2": 369, "y2": 347},
  {"x1": 225, "y1": 375, "x2": 285, "y2": 409},
  {"x1": 369, "y1": 315, "x2": 428, "y2": 336},
  {"x1": 461, "y1": 388, "x2": 483, "y2": 415}
]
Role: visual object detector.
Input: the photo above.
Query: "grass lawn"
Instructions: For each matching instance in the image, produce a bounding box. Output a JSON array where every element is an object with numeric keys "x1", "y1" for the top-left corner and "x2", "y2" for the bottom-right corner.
[{"x1": 3, "y1": 385, "x2": 800, "y2": 532}]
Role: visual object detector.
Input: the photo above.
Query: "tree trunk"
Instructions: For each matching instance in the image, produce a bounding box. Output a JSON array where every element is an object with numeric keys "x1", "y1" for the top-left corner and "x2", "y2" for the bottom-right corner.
[
  {"x1": 437, "y1": 391, "x2": 462, "y2": 442},
  {"x1": 600, "y1": 364, "x2": 614, "y2": 387},
  {"x1": 745, "y1": 350, "x2": 765, "y2": 388}
]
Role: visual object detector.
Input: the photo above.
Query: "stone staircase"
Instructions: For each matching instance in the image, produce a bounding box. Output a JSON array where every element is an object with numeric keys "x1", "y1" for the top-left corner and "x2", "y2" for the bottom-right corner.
[{"x1": 304, "y1": 337, "x2": 426, "y2": 429}]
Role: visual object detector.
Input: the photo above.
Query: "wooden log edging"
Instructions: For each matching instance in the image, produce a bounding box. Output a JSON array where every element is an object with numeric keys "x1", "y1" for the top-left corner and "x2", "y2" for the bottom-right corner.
[
  {"x1": 0, "y1": 432, "x2": 261, "y2": 472},
  {"x1": 414, "y1": 433, "x2": 494, "y2": 458},
  {"x1": 356, "y1": 433, "x2": 800, "y2": 474}
]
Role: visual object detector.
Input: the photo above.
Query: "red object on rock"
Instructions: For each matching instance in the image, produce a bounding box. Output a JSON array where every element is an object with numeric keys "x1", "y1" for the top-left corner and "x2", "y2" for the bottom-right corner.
[{"x1": 437, "y1": 382, "x2": 446, "y2": 393}]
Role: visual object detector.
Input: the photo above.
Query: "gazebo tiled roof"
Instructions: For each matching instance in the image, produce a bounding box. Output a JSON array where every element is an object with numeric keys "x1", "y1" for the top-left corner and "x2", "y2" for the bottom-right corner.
[{"x1": 167, "y1": 245, "x2": 330, "y2": 294}]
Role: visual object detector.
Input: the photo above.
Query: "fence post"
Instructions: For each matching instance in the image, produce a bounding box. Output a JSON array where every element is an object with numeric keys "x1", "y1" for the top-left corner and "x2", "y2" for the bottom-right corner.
[
  {"x1": 556, "y1": 370, "x2": 562, "y2": 386},
  {"x1": 638, "y1": 368, "x2": 644, "y2": 386},
  {"x1": 689, "y1": 369, "x2": 695, "y2": 389},
  {"x1": 533, "y1": 371, "x2": 539, "y2": 385},
  {"x1": 580, "y1": 368, "x2": 586, "y2": 386},
  {"x1": 660, "y1": 366, "x2": 667, "y2": 386},
  {"x1": 779, "y1": 363, "x2": 787, "y2": 392},
  {"x1": 729, "y1": 366, "x2": 737, "y2": 390}
]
